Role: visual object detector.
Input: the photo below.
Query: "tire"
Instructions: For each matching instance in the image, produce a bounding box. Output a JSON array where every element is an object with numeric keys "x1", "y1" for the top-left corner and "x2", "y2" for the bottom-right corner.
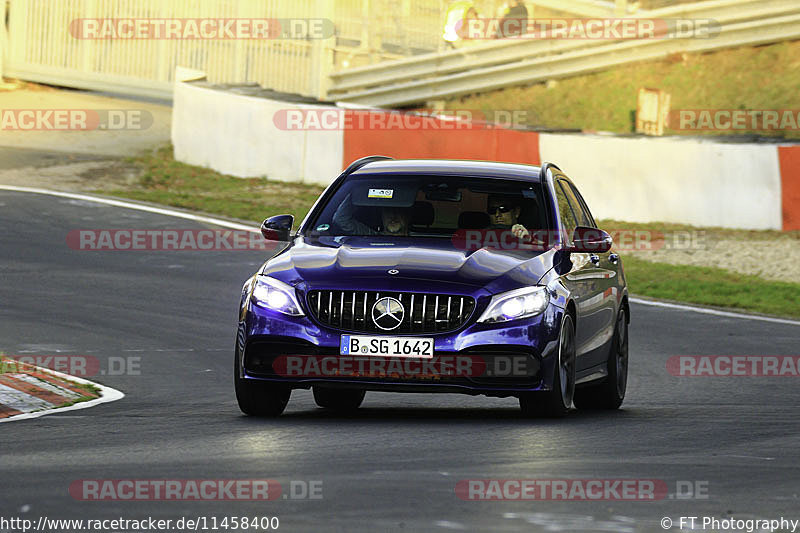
[
  {"x1": 313, "y1": 387, "x2": 366, "y2": 411},
  {"x1": 519, "y1": 313, "x2": 576, "y2": 418},
  {"x1": 234, "y1": 346, "x2": 291, "y2": 416},
  {"x1": 573, "y1": 307, "x2": 628, "y2": 410}
]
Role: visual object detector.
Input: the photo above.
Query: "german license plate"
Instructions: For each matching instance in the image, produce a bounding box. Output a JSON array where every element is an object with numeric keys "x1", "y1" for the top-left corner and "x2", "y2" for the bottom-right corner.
[{"x1": 340, "y1": 335, "x2": 434, "y2": 358}]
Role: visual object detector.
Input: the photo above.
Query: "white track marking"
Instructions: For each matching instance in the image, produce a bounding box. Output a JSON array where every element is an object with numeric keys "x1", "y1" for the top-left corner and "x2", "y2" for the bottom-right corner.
[
  {"x1": 0, "y1": 185, "x2": 259, "y2": 232},
  {"x1": 630, "y1": 297, "x2": 800, "y2": 327}
]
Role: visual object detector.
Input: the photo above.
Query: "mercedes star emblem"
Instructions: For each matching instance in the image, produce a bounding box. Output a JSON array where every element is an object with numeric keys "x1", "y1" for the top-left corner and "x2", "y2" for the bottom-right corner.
[{"x1": 371, "y1": 297, "x2": 405, "y2": 330}]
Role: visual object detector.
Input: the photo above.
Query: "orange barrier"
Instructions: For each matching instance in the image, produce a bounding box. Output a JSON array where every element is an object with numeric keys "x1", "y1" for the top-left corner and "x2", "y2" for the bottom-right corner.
[
  {"x1": 778, "y1": 146, "x2": 800, "y2": 231},
  {"x1": 342, "y1": 110, "x2": 540, "y2": 168}
]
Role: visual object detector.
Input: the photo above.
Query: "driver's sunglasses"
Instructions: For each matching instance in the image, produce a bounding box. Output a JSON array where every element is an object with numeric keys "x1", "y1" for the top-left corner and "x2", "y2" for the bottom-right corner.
[{"x1": 487, "y1": 205, "x2": 513, "y2": 215}]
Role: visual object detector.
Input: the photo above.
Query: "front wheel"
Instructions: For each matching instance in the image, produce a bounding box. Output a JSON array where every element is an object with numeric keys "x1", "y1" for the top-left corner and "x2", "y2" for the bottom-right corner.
[
  {"x1": 519, "y1": 313, "x2": 576, "y2": 418},
  {"x1": 574, "y1": 307, "x2": 628, "y2": 410},
  {"x1": 234, "y1": 346, "x2": 291, "y2": 416}
]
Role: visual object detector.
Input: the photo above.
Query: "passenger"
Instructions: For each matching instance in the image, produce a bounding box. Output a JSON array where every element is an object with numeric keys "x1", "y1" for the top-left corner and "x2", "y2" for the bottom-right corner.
[{"x1": 333, "y1": 193, "x2": 410, "y2": 236}]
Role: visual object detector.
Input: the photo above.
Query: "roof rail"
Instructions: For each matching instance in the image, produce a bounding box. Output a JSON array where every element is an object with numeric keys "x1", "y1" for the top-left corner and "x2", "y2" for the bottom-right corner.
[
  {"x1": 540, "y1": 161, "x2": 561, "y2": 180},
  {"x1": 340, "y1": 155, "x2": 393, "y2": 177}
]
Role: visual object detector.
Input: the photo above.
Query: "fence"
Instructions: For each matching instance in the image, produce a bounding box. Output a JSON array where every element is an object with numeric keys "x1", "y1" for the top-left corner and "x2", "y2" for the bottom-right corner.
[
  {"x1": 3, "y1": 0, "x2": 800, "y2": 104},
  {"x1": 0, "y1": 0, "x2": 444, "y2": 100},
  {"x1": 0, "y1": 0, "x2": 8, "y2": 79}
]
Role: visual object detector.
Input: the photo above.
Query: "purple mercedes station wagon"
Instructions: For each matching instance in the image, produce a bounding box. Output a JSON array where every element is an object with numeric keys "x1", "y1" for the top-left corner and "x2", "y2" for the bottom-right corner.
[{"x1": 236, "y1": 156, "x2": 629, "y2": 417}]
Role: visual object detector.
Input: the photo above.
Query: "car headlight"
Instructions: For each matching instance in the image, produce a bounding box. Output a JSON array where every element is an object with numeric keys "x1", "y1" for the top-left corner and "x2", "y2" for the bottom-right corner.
[
  {"x1": 477, "y1": 286, "x2": 550, "y2": 324},
  {"x1": 251, "y1": 276, "x2": 304, "y2": 316}
]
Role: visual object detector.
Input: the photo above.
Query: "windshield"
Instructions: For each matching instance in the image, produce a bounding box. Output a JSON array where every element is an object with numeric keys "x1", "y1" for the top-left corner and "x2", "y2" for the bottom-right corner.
[{"x1": 307, "y1": 175, "x2": 548, "y2": 238}]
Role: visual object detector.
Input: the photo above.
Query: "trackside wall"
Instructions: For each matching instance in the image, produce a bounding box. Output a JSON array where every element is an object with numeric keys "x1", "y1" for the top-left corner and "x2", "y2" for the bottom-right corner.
[{"x1": 172, "y1": 77, "x2": 798, "y2": 230}]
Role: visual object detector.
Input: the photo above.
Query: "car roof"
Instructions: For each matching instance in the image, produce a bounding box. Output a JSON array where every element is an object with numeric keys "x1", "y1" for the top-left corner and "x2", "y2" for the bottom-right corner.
[{"x1": 351, "y1": 159, "x2": 542, "y2": 182}]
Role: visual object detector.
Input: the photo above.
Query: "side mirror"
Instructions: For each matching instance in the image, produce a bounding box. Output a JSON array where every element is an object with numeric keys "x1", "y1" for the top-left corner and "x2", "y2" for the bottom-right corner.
[
  {"x1": 568, "y1": 226, "x2": 612, "y2": 253},
  {"x1": 261, "y1": 214, "x2": 294, "y2": 242}
]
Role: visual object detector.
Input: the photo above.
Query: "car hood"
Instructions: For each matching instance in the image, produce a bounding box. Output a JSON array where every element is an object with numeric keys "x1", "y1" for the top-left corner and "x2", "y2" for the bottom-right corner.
[{"x1": 261, "y1": 236, "x2": 556, "y2": 294}]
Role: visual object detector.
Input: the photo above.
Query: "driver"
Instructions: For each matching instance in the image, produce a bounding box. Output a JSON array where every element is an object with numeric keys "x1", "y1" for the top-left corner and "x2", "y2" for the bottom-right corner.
[
  {"x1": 487, "y1": 195, "x2": 530, "y2": 241},
  {"x1": 333, "y1": 193, "x2": 410, "y2": 236},
  {"x1": 380, "y1": 206, "x2": 409, "y2": 235}
]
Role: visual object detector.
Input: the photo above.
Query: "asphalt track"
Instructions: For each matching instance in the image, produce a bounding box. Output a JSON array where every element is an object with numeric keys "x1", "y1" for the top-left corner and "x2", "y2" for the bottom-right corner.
[{"x1": 1, "y1": 188, "x2": 799, "y2": 533}]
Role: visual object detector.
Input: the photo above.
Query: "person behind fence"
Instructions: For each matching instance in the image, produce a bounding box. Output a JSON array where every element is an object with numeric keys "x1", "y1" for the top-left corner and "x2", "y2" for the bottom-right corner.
[
  {"x1": 496, "y1": 0, "x2": 528, "y2": 38},
  {"x1": 443, "y1": 1, "x2": 480, "y2": 47}
]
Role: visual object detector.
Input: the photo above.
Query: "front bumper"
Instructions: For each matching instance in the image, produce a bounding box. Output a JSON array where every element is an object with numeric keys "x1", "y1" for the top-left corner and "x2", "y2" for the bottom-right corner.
[{"x1": 238, "y1": 301, "x2": 564, "y2": 397}]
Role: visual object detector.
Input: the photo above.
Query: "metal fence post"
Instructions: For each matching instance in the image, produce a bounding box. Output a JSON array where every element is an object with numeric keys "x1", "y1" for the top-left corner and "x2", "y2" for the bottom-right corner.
[
  {"x1": 0, "y1": 0, "x2": 7, "y2": 79},
  {"x1": 312, "y1": 0, "x2": 336, "y2": 100},
  {"x1": 80, "y1": 0, "x2": 97, "y2": 76}
]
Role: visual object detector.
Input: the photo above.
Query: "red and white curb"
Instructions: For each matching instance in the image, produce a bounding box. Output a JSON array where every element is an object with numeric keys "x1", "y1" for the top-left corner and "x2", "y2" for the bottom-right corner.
[{"x1": 0, "y1": 362, "x2": 124, "y2": 423}]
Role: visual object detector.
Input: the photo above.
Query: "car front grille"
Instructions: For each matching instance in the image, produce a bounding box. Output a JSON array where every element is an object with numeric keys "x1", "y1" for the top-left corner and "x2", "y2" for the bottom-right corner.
[{"x1": 306, "y1": 290, "x2": 476, "y2": 334}]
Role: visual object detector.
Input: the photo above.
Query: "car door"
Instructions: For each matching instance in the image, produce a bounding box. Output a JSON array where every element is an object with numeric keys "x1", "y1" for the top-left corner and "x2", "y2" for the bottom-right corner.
[
  {"x1": 551, "y1": 175, "x2": 599, "y2": 372},
  {"x1": 560, "y1": 177, "x2": 619, "y2": 368}
]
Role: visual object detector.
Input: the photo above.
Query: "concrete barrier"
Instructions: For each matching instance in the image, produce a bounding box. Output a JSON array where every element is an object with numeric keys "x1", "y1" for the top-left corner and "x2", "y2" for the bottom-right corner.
[
  {"x1": 343, "y1": 111, "x2": 540, "y2": 167},
  {"x1": 172, "y1": 80, "x2": 343, "y2": 185},
  {"x1": 172, "y1": 75, "x2": 799, "y2": 230},
  {"x1": 778, "y1": 146, "x2": 800, "y2": 231},
  {"x1": 540, "y1": 133, "x2": 785, "y2": 230}
]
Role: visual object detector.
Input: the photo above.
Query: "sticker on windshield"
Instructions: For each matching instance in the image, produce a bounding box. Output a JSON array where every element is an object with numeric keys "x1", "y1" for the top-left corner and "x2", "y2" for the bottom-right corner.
[
  {"x1": 368, "y1": 188, "x2": 394, "y2": 199},
  {"x1": 316, "y1": 224, "x2": 330, "y2": 232}
]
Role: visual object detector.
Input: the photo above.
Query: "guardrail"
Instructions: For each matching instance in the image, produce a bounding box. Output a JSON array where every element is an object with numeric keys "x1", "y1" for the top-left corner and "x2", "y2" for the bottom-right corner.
[
  {"x1": 523, "y1": 0, "x2": 623, "y2": 17},
  {"x1": 328, "y1": 0, "x2": 800, "y2": 106}
]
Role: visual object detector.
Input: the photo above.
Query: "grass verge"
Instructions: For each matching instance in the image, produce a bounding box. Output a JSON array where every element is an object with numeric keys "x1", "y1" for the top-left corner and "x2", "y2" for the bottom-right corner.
[
  {"x1": 446, "y1": 40, "x2": 800, "y2": 139},
  {"x1": 597, "y1": 218, "x2": 800, "y2": 242},
  {"x1": 621, "y1": 256, "x2": 800, "y2": 319},
  {"x1": 101, "y1": 146, "x2": 324, "y2": 225}
]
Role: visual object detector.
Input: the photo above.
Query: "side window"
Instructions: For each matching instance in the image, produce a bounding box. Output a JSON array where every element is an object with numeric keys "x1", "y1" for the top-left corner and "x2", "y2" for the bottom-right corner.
[
  {"x1": 558, "y1": 178, "x2": 592, "y2": 228},
  {"x1": 567, "y1": 182, "x2": 597, "y2": 228},
  {"x1": 554, "y1": 179, "x2": 578, "y2": 240}
]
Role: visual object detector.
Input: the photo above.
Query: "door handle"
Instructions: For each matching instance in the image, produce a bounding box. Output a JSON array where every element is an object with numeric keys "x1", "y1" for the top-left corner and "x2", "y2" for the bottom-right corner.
[
  {"x1": 609, "y1": 253, "x2": 619, "y2": 264},
  {"x1": 589, "y1": 254, "x2": 600, "y2": 265}
]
